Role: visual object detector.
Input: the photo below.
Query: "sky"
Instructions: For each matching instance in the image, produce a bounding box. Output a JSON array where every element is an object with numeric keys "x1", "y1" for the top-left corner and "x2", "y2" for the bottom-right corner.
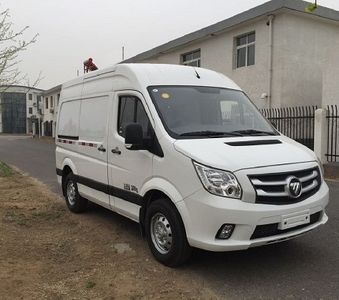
[{"x1": 1, "y1": 0, "x2": 339, "y2": 89}]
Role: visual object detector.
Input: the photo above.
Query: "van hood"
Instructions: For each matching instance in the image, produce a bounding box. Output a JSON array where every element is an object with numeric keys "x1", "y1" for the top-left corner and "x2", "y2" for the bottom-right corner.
[{"x1": 173, "y1": 135, "x2": 316, "y2": 172}]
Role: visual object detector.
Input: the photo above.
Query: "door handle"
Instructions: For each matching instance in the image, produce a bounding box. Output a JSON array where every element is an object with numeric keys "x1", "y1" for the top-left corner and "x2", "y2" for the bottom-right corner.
[
  {"x1": 98, "y1": 145, "x2": 106, "y2": 152},
  {"x1": 111, "y1": 147, "x2": 121, "y2": 155}
]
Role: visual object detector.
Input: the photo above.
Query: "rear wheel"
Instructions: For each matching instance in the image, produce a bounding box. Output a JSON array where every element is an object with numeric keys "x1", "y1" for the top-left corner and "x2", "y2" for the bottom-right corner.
[
  {"x1": 63, "y1": 173, "x2": 88, "y2": 213},
  {"x1": 145, "y1": 199, "x2": 191, "y2": 267}
]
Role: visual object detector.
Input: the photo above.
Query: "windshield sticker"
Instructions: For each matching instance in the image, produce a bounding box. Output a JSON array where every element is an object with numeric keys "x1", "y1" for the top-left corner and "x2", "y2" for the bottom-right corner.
[{"x1": 161, "y1": 92, "x2": 170, "y2": 100}]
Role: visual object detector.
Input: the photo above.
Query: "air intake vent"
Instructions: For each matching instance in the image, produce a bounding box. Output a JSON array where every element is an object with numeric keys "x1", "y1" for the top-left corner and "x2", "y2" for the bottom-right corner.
[
  {"x1": 250, "y1": 211, "x2": 322, "y2": 240},
  {"x1": 225, "y1": 139, "x2": 282, "y2": 146}
]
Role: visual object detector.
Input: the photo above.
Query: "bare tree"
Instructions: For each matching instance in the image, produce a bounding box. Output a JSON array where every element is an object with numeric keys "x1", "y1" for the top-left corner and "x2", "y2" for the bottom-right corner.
[
  {"x1": 0, "y1": 8, "x2": 40, "y2": 91},
  {"x1": 305, "y1": 0, "x2": 318, "y2": 13}
]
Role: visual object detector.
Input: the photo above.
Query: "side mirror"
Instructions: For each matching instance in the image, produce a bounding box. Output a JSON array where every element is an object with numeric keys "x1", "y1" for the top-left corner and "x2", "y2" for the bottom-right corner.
[{"x1": 125, "y1": 123, "x2": 146, "y2": 150}]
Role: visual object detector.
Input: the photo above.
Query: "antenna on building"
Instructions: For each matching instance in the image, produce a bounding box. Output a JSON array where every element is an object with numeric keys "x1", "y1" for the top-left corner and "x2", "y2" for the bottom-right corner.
[{"x1": 122, "y1": 46, "x2": 125, "y2": 61}]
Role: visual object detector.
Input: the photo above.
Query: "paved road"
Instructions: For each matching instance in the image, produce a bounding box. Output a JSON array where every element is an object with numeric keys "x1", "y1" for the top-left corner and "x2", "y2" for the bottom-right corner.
[
  {"x1": 0, "y1": 135, "x2": 338, "y2": 299},
  {"x1": 0, "y1": 136, "x2": 58, "y2": 192}
]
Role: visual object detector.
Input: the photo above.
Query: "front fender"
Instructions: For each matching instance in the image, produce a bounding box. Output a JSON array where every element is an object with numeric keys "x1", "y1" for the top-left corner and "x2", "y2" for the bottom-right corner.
[{"x1": 140, "y1": 177, "x2": 183, "y2": 203}]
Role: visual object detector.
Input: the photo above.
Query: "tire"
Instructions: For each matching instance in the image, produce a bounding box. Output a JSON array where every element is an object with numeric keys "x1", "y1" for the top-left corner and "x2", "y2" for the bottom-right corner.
[
  {"x1": 145, "y1": 198, "x2": 191, "y2": 267},
  {"x1": 63, "y1": 173, "x2": 88, "y2": 213}
]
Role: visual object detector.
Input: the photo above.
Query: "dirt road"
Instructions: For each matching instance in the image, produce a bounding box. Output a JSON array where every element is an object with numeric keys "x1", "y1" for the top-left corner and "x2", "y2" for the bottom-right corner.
[
  {"x1": 1, "y1": 137, "x2": 339, "y2": 299},
  {"x1": 0, "y1": 166, "x2": 217, "y2": 299}
]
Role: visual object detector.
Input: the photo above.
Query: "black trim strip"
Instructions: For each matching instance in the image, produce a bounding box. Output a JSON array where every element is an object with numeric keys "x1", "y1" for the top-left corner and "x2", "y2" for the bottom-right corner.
[
  {"x1": 225, "y1": 139, "x2": 282, "y2": 146},
  {"x1": 56, "y1": 168, "x2": 143, "y2": 206},
  {"x1": 75, "y1": 175, "x2": 109, "y2": 194},
  {"x1": 58, "y1": 135, "x2": 79, "y2": 140},
  {"x1": 109, "y1": 186, "x2": 143, "y2": 206}
]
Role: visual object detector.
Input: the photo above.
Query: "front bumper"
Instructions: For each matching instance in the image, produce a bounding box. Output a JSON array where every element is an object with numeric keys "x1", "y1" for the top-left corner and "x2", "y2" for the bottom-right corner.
[{"x1": 177, "y1": 179, "x2": 329, "y2": 252}]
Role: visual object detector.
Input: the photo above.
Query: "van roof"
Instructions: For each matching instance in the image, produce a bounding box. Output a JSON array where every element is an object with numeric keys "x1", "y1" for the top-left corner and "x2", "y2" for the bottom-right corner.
[{"x1": 62, "y1": 63, "x2": 241, "y2": 94}]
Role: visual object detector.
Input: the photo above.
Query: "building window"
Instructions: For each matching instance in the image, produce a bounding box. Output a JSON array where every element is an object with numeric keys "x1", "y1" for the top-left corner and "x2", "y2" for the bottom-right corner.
[
  {"x1": 181, "y1": 49, "x2": 201, "y2": 67},
  {"x1": 45, "y1": 98, "x2": 48, "y2": 109},
  {"x1": 235, "y1": 32, "x2": 255, "y2": 68},
  {"x1": 50, "y1": 96, "x2": 54, "y2": 108},
  {"x1": 29, "y1": 107, "x2": 32, "y2": 114},
  {"x1": 28, "y1": 94, "x2": 33, "y2": 100},
  {"x1": 57, "y1": 94, "x2": 60, "y2": 106}
]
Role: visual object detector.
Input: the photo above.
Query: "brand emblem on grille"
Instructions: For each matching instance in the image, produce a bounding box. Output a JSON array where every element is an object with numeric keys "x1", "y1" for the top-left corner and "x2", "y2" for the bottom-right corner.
[{"x1": 286, "y1": 176, "x2": 302, "y2": 198}]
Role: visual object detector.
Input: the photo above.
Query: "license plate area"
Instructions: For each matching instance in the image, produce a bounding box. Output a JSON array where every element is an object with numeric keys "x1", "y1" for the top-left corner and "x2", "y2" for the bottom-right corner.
[{"x1": 279, "y1": 212, "x2": 310, "y2": 230}]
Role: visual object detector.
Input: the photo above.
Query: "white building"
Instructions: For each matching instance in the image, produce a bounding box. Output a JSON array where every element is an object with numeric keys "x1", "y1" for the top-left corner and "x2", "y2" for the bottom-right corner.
[
  {"x1": 123, "y1": 0, "x2": 339, "y2": 109},
  {"x1": 41, "y1": 85, "x2": 61, "y2": 137},
  {"x1": 0, "y1": 85, "x2": 44, "y2": 134},
  {"x1": 0, "y1": 84, "x2": 63, "y2": 137}
]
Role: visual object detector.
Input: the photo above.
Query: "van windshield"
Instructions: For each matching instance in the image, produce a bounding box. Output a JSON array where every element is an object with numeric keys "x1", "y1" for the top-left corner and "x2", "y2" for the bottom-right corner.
[{"x1": 148, "y1": 86, "x2": 277, "y2": 139}]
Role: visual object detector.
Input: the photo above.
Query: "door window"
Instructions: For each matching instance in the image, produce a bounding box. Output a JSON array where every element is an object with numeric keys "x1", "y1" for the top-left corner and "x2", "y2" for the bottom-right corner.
[{"x1": 118, "y1": 96, "x2": 152, "y2": 137}]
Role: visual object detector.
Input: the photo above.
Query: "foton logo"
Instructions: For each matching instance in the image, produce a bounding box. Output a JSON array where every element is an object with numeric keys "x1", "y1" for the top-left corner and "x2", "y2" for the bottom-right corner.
[{"x1": 286, "y1": 176, "x2": 302, "y2": 198}]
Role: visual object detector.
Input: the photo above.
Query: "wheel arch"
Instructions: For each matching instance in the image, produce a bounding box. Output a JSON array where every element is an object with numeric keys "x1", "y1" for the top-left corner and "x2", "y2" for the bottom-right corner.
[
  {"x1": 139, "y1": 178, "x2": 186, "y2": 237},
  {"x1": 60, "y1": 158, "x2": 78, "y2": 196}
]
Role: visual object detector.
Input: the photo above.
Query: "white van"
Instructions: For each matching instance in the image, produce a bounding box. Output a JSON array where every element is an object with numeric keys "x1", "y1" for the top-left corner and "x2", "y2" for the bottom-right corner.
[{"x1": 56, "y1": 64, "x2": 329, "y2": 266}]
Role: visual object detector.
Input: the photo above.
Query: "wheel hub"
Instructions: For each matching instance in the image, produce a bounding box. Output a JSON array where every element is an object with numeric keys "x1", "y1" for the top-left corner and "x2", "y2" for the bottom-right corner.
[
  {"x1": 66, "y1": 181, "x2": 76, "y2": 205},
  {"x1": 150, "y1": 213, "x2": 172, "y2": 254}
]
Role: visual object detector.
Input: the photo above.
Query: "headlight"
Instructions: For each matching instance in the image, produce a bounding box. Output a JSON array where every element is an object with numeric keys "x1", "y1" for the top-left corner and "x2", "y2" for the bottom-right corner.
[{"x1": 193, "y1": 161, "x2": 242, "y2": 199}]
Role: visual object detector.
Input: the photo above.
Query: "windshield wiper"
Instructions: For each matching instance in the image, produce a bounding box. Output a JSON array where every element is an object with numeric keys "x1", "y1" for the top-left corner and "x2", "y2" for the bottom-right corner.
[
  {"x1": 180, "y1": 130, "x2": 242, "y2": 137},
  {"x1": 230, "y1": 129, "x2": 276, "y2": 136}
]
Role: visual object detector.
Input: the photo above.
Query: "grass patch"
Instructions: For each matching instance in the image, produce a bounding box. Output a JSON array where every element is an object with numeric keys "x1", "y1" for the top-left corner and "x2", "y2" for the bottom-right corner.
[
  {"x1": 3, "y1": 211, "x2": 30, "y2": 227},
  {"x1": 31, "y1": 210, "x2": 63, "y2": 221},
  {"x1": 85, "y1": 281, "x2": 96, "y2": 289},
  {"x1": 0, "y1": 161, "x2": 12, "y2": 177}
]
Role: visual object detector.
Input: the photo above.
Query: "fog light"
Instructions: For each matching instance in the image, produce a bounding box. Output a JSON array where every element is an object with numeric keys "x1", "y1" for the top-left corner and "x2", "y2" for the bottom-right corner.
[{"x1": 216, "y1": 224, "x2": 235, "y2": 239}]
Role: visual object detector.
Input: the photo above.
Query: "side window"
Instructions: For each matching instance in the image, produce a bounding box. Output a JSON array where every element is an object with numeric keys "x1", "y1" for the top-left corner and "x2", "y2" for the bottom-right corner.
[
  {"x1": 79, "y1": 96, "x2": 109, "y2": 142},
  {"x1": 58, "y1": 100, "x2": 80, "y2": 138},
  {"x1": 118, "y1": 96, "x2": 152, "y2": 137}
]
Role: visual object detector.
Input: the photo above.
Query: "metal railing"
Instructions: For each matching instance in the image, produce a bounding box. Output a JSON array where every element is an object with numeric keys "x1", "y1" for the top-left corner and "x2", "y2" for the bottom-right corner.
[
  {"x1": 260, "y1": 106, "x2": 317, "y2": 150},
  {"x1": 326, "y1": 105, "x2": 338, "y2": 162}
]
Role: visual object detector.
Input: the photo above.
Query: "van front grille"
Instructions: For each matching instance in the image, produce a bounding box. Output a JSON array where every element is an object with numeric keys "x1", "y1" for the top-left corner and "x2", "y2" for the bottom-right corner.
[{"x1": 248, "y1": 167, "x2": 321, "y2": 205}]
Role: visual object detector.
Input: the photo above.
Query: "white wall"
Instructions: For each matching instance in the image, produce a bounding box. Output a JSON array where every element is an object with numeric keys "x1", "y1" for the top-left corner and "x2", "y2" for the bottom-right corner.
[
  {"x1": 136, "y1": 11, "x2": 339, "y2": 110},
  {"x1": 321, "y1": 22, "x2": 339, "y2": 107},
  {"x1": 140, "y1": 17, "x2": 270, "y2": 109},
  {"x1": 42, "y1": 91, "x2": 60, "y2": 137},
  {"x1": 272, "y1": 12, "x2": 339, "y2": 108}
]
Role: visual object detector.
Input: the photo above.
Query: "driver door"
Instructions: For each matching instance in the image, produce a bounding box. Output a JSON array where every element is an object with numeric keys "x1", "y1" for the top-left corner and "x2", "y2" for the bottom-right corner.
[{"x1": 107, "y1": 91, "x2": 154, "y2": 221}]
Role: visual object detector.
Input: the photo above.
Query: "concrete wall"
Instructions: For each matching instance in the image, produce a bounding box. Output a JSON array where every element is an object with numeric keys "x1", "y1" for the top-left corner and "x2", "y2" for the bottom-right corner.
[
  {"x1": 136, "y1": 10, "x2": 339, "y2": 110},
  {"x1": 140, "y1": 16, "x2": 271, "y2": 109},
  {"x1": 272, "y1": 12, "x2": 339, "y2": 108},
  {"x1": 321, "y1": 22, "x2": 339, "y2": 107}
]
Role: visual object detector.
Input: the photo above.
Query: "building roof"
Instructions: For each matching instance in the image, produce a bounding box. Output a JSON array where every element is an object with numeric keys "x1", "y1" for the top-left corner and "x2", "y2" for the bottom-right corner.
[
  {"x1": 123, "y1": 0, "x2": 339, "y2": 63},
  {"x1": 0, "y1": 85, "x2": 44, "y2": 92},
  {"x1": 42, "y1": 84, "x2": 62, "y2": 96}
]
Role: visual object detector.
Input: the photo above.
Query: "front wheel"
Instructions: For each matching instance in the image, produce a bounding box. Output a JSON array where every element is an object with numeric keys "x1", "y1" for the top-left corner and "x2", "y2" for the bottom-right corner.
[
  {"x1": 63, "y1": 173, "x2": 88, "y2": 213},
  {"x1": 145, "y1": 199, "x2": 191, "y2": 267}
]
